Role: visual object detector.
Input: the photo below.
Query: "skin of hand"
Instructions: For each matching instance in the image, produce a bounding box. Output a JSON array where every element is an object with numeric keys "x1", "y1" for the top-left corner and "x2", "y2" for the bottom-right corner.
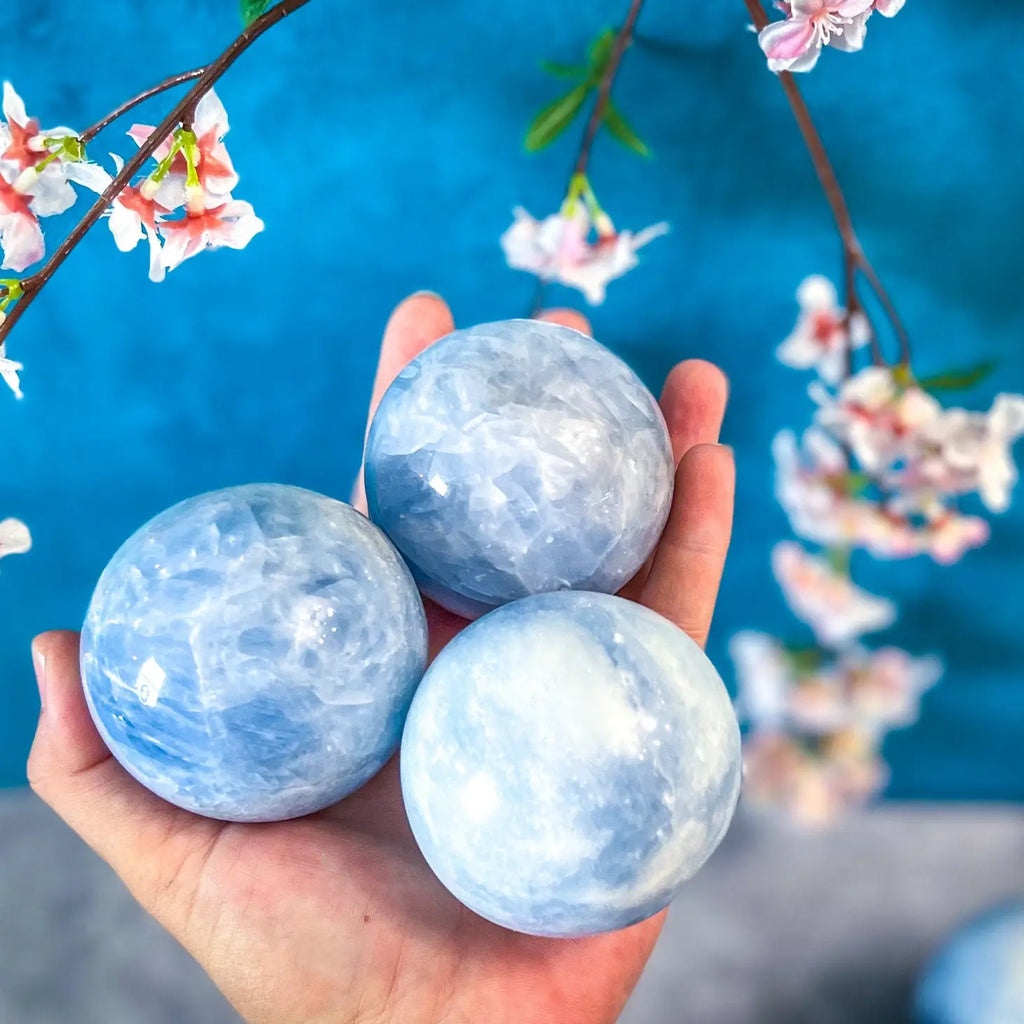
[{"x1": 27, "y1": 292, "x2": 735, "y2": 1024}]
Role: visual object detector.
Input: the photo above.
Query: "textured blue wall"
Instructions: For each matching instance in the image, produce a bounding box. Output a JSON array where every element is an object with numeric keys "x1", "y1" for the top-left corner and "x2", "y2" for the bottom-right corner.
[{"x1": 1, "y1": 0, "x2": 1021, "y2": 797}]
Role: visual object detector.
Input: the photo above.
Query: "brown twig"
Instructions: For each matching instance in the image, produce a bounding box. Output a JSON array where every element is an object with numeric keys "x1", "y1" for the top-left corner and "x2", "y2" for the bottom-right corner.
[
  {"x1": 531, "y1": 0, "x2": 647, "y2": 317},
  {"x1": 744, "y1": 0, "x2": 912, "y2": 370},
  {"x1": 0, "y1": 0, "x2": 315, "y2": 346},
  {"x1": 79, "y1": 68, "x2": 208, "y2": 144},
  {"x1": 573, "y1": 0, "x2": 646, "y2": 181}
]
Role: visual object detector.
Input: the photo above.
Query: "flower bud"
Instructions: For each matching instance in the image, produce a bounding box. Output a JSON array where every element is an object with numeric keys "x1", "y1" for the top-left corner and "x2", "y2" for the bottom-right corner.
[
  {"x1": 13, "y1": 168, "x2": 39, "y2": 195},
  {"x1": 185, "y1": 183, "x2": 206, "y2": 216}
]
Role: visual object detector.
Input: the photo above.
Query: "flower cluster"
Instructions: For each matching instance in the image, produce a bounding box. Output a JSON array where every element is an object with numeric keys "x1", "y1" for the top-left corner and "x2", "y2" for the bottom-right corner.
[
  {"x1": 733, "y1": 616, "x2": 941, "y2": 826},
  {"x1": 501, "y1": 176, "x2": 668, "y2": 305},
  {"x1": 109, "y1": 90, "x2": 263, "y2": 283},
  {"x1": 734, "y1": 274, "x2": 1023, "y2": 825},
  {"x1": 1, "y1": 82, "x2": 109, "y2": 273},
  {"x1": 1, "y1": 84, "x2": 263, "y2": 400},
  {"x1": 775, "y1": 277, "x2": 1024, "y2": 565},
  {"x1": 758, "y1": 0, "x2": 906, "y2": 74}
]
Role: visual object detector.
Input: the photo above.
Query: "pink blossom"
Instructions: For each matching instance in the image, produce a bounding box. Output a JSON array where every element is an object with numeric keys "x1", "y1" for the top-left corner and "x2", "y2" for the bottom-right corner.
[
  {"x1": 839, "y1": 646, "x2": 941, "y2": 731},
  {"x1": 731, "y1": 632, "x2": 851, "y2": 735},
  {"x1": 771, "y1": 541, "x2": 896, "y2": 647},
  {"x1": 107, "y1": 155, "x2": 170, "y2": 283},
  {"x1": 0, "y1": 83, "x2": 109, "y2": 271},
  {"x1": 919, "y1": 509, "x2": 990, "y2": 564},
  {"x1": 501, "y1": 205, "x2": 668, "y2": 306},
  {"x1": 0, "y1": 339, "x2": 23, "y2": 398},
  {"x1": 773, "y1": 427, "x2": 874, "y2": 545},
  {"x1": 758, "y1": 0, "x2": 875, "y2": 74},
  {"x1": 158, "y1": 199, "x2": 264, "y2": 275},
  {"x1": 741, "y1": 729, "x2": 887, "y2": 827},
  {"x1": 811, "y1": 367, "x2": 942, "y2": 472},
  {"x1": 773, "y1": 428, "x2": 989, "y2": 563},
  {"x1": 0, "y1": 173, "x2": 43, "y2": 271},
  {"x1": 106, "y1": 92, "x2": 260, "y2": 279},
  {"x1": 730, "y1": 631, "x2": 795, "y2": 728},
  {"x1": 776, "y1": 276, "x2": 871, "y2": 383},
  {"x1": 908, "y1": 394, "x2": 1024, "y2": 513},
  {"x1": 127, "y1": 90, "x2": 238, "y2": 204},
  {"x1": 0, "y1": 516, "x2": 31, "y2": 564}
]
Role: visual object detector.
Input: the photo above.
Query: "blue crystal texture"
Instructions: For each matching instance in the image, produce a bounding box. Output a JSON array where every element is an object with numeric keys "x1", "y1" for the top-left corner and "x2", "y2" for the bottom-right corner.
[
  {"x1": 81, "y1": 484, "x2": 428, "y2": 822},
  {"x1": 915, "y1": 903, "x2": 1024, "y2": 1024},
  {"x1": 364, "y1": 320, "x2": 675, "y2": 618},
  {"x1": 400, "y1": 591, "x2": 742, "y2": 937}
]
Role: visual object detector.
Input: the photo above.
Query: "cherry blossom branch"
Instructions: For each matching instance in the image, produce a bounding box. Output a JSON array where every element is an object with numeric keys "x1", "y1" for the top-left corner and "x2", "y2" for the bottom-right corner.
[
  {"x1": 573, "y1": 0, "x2": 646, "y2": 181},
  {"x1": 0, "y1": 0, "x2": 314, "y2": 345},
  {"x1": 743, "y1": 0, "x2": 912, "y2": 370},
  {"x1": 79, "y1": 68, "x2": 208, "y2": 144}
]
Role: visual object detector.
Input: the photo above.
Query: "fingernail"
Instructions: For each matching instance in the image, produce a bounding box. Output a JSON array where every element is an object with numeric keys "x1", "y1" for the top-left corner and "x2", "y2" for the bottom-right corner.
[
  {"x1": 410, "y1": 290, "x2": 442, "y2": 300},
  {"x1": 31, "y1": 638, "x2": 47, "y2": 711}
]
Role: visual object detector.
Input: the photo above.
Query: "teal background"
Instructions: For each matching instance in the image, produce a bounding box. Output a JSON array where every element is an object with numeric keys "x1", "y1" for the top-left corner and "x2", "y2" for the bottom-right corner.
[{"x1": 1, "y1": 1, "x2": 1021, "y2": 796}]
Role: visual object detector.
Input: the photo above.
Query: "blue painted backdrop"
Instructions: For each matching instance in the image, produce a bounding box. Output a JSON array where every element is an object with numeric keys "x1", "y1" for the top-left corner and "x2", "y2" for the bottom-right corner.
[{"x1": 1, "y1": 0, "x2": 1021, "y2": 797}]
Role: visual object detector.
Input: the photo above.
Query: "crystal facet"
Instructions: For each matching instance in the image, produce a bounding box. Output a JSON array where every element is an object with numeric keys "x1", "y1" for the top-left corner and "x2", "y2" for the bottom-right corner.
[
  {"x1": 364, "y1": 320, "x2": 675, "y2": 618},
  {"x1": 400, "y1": 591, "x2": 742, "y2": 937},
  {"x1": 80, "y1": 484, "x2": 428, "y2": 822}
]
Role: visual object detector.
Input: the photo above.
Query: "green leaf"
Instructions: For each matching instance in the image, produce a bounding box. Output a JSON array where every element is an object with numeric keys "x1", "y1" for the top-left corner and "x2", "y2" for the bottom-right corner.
[
  {"x1": 587, "y1": 28, "x2": 616, "y2": 76},
  {"x1": 603, "y1": 101, "x2": 651, "y2": 158},
  {"x1": 918, "y1": 359, "x2": 998, "y2": 394},
  {"x1": 825, "y1": 546, "x2": 851, "y2": 576},
  {"x1": 240, "y1": 0, "x2": 272, "y2": 26},
  {"x1": 541, "y1": 60, "x2": 589, "y2": 80},
  {"x1": 525, "y1": 83, "x2": 591, "y2": 152}
]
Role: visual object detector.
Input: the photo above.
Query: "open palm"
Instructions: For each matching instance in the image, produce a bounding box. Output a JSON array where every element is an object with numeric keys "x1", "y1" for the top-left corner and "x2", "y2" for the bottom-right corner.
[{"x1": 28, "y1": 292, "x2": 734, "y2": 1024}]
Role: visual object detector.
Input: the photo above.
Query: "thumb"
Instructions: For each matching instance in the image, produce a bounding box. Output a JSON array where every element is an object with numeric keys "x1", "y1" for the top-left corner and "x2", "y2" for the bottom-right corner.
[{"x1": 26, "y1": 631, "x2": 223, "y2": 936}]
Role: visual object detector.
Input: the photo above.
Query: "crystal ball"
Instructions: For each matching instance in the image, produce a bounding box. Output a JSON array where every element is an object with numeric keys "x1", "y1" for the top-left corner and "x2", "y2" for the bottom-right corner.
[
  {"x1": 80, "y1": 484, "x2": 428, "y2": 822},
  {"x1": 915, "y1": 903, "x2": 1024, "y2": 1024},
  {"x1": 364, "y1": 319, "x2": 675, "y2": 618},
  {"x1": 400, "y1": 591, "x2": 742, "y2": 937}
]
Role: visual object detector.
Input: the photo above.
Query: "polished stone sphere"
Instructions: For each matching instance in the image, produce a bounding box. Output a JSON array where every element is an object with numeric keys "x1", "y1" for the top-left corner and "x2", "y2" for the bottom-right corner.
[
  {"x1": 364, "y1": 319, "x2": 675, "y2": 618},
  {"x1": 80, "y1": 484, "x2": 428, "y2": 822},
  {"x1": 915, "y1": 903, "x2": 1024, "y2": 1024},
  {"x1": 400, "y1": 591, "x2": 742, "y2": 937}
]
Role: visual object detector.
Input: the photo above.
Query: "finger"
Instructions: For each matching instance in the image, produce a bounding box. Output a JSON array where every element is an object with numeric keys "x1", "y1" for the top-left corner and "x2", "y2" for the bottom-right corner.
[
  {"x1": 368, "y1": 292, "x2": 456, "y2": 422},
  {"x1": 659, "y1": 359, "x2": 729, "y2": 464},
  {"x1": 353, "y1": 292, "x2": 456, "y2": 511},
  {"x1": 619, "y1": 361, "x2": 728, "y2": 602},
  {"x1": 27, "y1": 631, "x2": 222, "y2": 931},
  {"x1": 537, "y1": 307, "x2": 593, "y2": 336},
  {"x1": 641, "y1": 444, "x2": 735, "y2": 649}
]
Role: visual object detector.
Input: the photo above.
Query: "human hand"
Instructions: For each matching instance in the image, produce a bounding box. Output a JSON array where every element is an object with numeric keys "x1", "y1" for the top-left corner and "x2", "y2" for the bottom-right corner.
[{"x1": 28, "y1": 292, "x2": 734, "y2": 1024}]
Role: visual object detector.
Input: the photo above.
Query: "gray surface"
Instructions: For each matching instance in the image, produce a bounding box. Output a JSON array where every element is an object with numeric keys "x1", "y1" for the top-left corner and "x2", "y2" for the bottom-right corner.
[{"x1": 0, "y1": 789, "x2": 1021, "y2": 1024}]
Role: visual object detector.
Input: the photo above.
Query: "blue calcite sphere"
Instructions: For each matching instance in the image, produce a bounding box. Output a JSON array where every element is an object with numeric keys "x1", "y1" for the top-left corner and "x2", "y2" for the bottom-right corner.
[
  {"x1": 400, "y1": 591, "x2": 742, "y2": 937},
  {"x1": 80, "y1": 484, "x2": 428, "y2": 822},
  {"x1": 364, "y1": 319, "x2": 675, "y2": 618},
  {"x1": 916, "y1": 903, "x2": 1024, "y2": 1024}
]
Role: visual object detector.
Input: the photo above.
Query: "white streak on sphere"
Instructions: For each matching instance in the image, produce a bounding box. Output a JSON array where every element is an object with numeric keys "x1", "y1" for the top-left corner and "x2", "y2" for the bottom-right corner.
[
  {"x1": 401, "y1": 591, "x2": 742, "y2": 937},
  {"x1": 80, "y1": 485, "x2": 428, "y2": 822},
  {"x1": 364, "y1": 320, "x2": 674, "y2": 618}
]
